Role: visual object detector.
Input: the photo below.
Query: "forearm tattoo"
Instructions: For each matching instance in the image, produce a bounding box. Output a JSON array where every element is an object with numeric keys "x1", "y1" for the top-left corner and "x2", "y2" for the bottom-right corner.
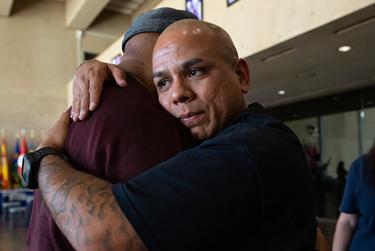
[{"x1": 38, "y1": 156, "x2": 147, "y2": 251}]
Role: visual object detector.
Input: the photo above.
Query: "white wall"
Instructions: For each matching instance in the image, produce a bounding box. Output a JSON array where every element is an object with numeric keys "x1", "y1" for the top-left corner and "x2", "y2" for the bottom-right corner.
[
  {"x1": 154, "y1": 0, "x2": 184, "y2": 9},
  {"x1": 0, "y1": 0, "x2": 76, "y2": 150}
]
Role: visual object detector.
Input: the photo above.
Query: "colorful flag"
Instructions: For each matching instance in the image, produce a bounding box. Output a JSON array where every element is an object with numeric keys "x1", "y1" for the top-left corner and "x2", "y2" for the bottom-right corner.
[
  {"x1": 1, "y1": 139, "x2": 10, "y2": 189},
  {"x1": 12, "y1": 135, "x2": 22, "y2": 188},
  {"x1": 28, "y1": 129, "x2": 35, "y2": 151},
  {"x1": 14, "y1": 134, "x2": 20, "y2": 156}
]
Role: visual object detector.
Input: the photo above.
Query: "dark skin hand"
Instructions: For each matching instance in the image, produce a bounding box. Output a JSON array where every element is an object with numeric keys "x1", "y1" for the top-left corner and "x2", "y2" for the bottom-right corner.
[
  {"x1": 72, "y1": 60, "x2": 127, "y2": 121},
  {"x1": 37, "y1": 112, "x2": 147, "y2": 251}
]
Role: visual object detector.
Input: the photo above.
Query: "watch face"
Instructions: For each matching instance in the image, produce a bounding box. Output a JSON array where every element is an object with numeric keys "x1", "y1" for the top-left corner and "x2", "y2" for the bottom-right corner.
[
  {"x1": 20, "y1": 154, "x2": 33, "y2": 187},
  {"x1": 17, "y1": 153, "x2": 25, "y2": 180},
  {"x1": 17, "y1": 147, "x2": 65, "y2": 189}
]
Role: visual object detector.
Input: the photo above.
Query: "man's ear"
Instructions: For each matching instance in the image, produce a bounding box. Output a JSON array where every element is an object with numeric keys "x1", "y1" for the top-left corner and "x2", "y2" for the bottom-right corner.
[{"x1": 234, "y1": 59, "x2": 250, "y2": 94}]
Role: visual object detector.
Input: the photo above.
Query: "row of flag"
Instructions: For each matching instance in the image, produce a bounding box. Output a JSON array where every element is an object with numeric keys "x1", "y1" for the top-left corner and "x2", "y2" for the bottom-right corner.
[{"x1": 1, "y1": 130, "x2": 34, "y2": 189}]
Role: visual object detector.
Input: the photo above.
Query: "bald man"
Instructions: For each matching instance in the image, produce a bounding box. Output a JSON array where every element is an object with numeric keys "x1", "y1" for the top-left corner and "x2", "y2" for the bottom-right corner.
[{"x1": 28, "y1": 20, "x2": 316, "y2": 251}]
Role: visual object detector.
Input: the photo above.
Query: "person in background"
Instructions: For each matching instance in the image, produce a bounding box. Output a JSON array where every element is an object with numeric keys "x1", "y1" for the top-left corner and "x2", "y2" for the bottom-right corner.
[
  {"x1": 333, "y1": 139, "x2": 375, "y2": 251},
  {"x1": 336, "y1": 161, "x2": 348, "y2": 180},
  {"x1": 26, "y1": 8, "x2": 197, "y2": 251}
]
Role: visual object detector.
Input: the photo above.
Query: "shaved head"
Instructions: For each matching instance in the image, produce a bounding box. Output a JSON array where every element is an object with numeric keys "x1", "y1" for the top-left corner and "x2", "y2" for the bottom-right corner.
[
  {"x1": 152, "y1": 19, "x2": 250, "y2": 140},
  {"x1": 155, "y1": 19, "x2": 238, "y2": 66}
]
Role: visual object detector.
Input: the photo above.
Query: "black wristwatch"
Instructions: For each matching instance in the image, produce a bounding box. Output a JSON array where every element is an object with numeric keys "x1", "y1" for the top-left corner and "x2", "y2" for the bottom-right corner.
[{"x1": 19, "y1": 147, "x2": 67, "y2": 189}]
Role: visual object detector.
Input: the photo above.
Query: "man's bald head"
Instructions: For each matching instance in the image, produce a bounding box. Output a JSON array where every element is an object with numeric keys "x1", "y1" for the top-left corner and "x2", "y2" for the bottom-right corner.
[
  {"x1": 155, "y1": 19, "x2": 238, "y2": 66},
  {"x1": 152, "y1": 19, "x2": 250, "y2": 140}
]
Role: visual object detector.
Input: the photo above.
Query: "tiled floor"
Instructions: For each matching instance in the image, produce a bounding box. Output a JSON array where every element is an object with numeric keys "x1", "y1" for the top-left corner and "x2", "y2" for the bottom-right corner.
[{"x1": 0, "y1": 213, "x2": 27, "y2": 251}]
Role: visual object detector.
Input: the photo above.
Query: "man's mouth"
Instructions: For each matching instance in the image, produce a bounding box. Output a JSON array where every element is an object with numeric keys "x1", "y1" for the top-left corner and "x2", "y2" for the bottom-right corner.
[{"x1": 178, "y1": 112, "x2": 204, "y2": 128}]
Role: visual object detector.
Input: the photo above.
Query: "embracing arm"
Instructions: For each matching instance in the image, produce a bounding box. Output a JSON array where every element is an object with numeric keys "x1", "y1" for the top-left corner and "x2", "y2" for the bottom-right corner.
[
  {"x1": 38, "y1": 155, "x2": 147, "y2": 251},
  {"x1": 36, "y1": 112, "x2": 147, "y2": 251},
  {"x1": 332, "y1": 212, "x2": 358, "y2": 251}
]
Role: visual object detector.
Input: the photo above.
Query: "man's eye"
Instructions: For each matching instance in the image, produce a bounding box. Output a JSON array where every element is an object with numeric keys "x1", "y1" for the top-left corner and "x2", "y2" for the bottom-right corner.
[
  {"x1": 157, "y1": 79, "x2": 170, "y2": 90},
  {"x1": 188, "y1": 69, "x2": 204, "y2": 78}
]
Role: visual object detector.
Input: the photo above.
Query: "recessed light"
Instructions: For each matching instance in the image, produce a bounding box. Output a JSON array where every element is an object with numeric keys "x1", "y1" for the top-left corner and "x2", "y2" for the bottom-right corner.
[
  {"x1": 278, "y1": 90, "x2": 286, "y2": 95},
  {"x1": 338, "y1": 45, "x2": 351, "y2": 52}
]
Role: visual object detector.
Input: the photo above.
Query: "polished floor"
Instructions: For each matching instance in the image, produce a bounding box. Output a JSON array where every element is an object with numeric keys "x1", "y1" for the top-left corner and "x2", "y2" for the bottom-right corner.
[{"x1": 0, "y1": 213, "x2": 27, "y2": 251}]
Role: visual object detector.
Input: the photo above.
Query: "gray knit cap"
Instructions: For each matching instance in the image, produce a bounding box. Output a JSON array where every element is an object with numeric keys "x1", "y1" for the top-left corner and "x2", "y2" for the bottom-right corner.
[{"x1": 121, "y1": 7, "x2": 198, "y2": 52}]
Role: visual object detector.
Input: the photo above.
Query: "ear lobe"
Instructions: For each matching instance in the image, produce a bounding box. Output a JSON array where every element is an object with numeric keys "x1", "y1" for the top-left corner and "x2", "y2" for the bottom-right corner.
[{"x1": 234, "y1": 59, "x2": 250, "y2": 94}]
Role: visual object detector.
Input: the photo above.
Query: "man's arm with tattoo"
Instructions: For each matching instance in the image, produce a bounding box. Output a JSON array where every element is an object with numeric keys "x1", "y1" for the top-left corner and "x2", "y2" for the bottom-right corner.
[
  {"x1": 36, "y1": 112, "x2": 147, "y2": 251},
  {"x1": 38, "y1": 155, "x2": 147, "y2": 251}
]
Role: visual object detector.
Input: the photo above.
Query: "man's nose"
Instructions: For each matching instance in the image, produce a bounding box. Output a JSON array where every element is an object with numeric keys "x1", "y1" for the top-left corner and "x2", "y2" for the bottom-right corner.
[{"x1": 171, "y1": 79, "x2": 195, "y2": 105}]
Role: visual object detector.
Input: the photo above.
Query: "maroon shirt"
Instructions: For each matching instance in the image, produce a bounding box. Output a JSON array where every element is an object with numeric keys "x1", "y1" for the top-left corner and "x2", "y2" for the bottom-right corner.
[{"x1": 27, "y1": 77, "x2": 195, "y2": 251}]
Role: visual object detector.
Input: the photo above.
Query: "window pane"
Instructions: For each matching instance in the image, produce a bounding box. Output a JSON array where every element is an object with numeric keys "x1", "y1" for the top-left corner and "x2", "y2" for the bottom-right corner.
[
  {"x1": 321, "y1": 111, "x2": 359, "y2": 177},
  {"x1": 286, "y1": 117, "x2": 320, "y2": 153}
]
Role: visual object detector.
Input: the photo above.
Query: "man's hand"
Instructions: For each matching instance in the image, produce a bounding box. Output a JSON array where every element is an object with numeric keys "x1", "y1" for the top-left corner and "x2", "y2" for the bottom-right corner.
[
  {"x1": 71, "y1": 60, "x2": 127, "y2": 121},
  {"x1": 38, "y1": 112, "x2": 71, "y2": 151}
]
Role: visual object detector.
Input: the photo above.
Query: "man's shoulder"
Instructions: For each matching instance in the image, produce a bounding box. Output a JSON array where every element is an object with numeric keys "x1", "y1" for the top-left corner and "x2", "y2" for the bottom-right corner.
[
  {"x1": 348, "y1": 154, "x2": 372, "y2": 182},
  {"x1": 201, "y1": 103, "x2": 303, "y2": 165},
  {"x1": 219, "y1": 103, "x2": 295, "y2": 143}
]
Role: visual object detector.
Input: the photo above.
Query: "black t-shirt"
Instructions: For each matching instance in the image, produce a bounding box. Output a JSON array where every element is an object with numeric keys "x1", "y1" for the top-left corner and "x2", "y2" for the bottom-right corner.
[{"x1": 113, "y1": 103, "x2": 316, "y2": 251}]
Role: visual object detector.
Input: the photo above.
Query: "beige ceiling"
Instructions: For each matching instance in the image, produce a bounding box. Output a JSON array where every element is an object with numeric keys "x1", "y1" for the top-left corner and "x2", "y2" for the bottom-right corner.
[{"x1": 246, "y1": 4, "x2": 375, "y2": 108}]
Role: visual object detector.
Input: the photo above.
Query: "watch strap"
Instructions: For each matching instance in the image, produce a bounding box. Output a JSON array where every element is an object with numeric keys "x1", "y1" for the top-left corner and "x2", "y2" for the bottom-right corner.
[{"x1": 19, "y1": 147, "x2": 66, "y2": 189}]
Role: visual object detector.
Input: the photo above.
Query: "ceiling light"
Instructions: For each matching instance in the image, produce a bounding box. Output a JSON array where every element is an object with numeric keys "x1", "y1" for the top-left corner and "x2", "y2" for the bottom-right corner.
[
  {"x1": 338, "y1": 45, "x2": 351, "y2": 52},
  {"x1": 278, "y1": 90, "x2": 286, "y2": 95}
]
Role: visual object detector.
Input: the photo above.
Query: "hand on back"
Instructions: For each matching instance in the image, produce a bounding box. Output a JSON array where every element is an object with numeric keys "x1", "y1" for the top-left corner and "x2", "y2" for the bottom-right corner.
[{"x1": 71, "y1": 60, "x2": 127, "y2": 121}]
